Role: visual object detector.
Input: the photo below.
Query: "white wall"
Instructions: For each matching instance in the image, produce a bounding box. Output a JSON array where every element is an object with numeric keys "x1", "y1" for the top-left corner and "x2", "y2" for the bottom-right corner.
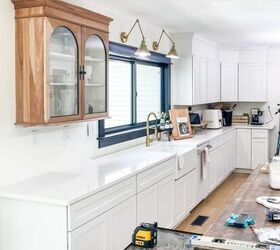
[{"x1": 0, "y1": 0, "x2": 171, "y2": 187}]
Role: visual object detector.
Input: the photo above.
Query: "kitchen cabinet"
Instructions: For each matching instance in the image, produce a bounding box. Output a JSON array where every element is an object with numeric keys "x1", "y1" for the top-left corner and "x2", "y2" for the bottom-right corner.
[
  {"x1": 193, "y1": 56, "x2": 208, "y2": 105},
  {"x1": 221, "y1": 63, "x2": 238, "y2": 102},
  {"x1": 137, "y1": 174, "x2": 174, "y2": 228},
  {"x1": 236, "y1": 129, "x2": 252, "y2": 169},
  {"x1": 12, "y1": 0, "x2": 112, "y2": 126},
  {"x1": 238, "y1": 63, "x2": 267, "y2": 102},
  {"x1": 224, "y1": 130, "x2": 237, "y2": 175},
  {"x1": 69, "y1": 196, "x2": 136, "y2": 250},
  {"x1": 251, "y1": 129, "x2": 268, "y2": 169},
  {"x1": 174, "y1": 169, "x2": 197, "y2": 225},
  {"x1": 207, "y1": 60, "x2": 221, "y2": 103}
]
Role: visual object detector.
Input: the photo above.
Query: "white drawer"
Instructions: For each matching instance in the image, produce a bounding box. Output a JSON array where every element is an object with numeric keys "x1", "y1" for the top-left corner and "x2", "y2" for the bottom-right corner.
[
  {"x1": 68, "y1": 176, "x2": 136, "y2": 231},
  {"x1": 209, "y1": 136, "x2": 224, "y2": 151},
  {"x1": 252, "y1": 129, "x2": 268, "y2": 139},
  {"x1": 137, "y1": 158, "x2": 175, "y2": 193}
]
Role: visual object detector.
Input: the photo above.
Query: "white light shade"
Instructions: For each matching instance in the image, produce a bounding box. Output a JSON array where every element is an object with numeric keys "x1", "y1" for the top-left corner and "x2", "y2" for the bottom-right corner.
[{"x1": 135, "y1": 40, "x2": 151, "y2": 57}]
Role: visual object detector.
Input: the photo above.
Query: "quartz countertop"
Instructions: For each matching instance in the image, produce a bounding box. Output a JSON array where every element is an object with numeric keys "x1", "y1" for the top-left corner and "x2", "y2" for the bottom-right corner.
[{"x1": 0, "y1": 123, "x2": 275, "y2": 206}]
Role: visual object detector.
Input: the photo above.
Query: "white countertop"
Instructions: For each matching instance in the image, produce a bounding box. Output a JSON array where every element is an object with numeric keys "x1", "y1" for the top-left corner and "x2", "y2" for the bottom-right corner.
[{"x1": 0, "y1": 123, "x2": 275, "y2": 206}]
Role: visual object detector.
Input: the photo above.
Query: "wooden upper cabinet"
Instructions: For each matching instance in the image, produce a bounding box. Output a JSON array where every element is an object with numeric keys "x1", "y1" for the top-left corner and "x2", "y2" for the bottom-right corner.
[{"x1": 11, "y1": 0, "x2": 112, "y2": 126}]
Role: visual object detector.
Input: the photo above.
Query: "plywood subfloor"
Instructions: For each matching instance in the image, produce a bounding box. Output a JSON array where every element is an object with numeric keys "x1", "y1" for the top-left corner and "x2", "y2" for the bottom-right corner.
[{"x1": 176, "y1": 173, "x2": 249, "y2": 235}]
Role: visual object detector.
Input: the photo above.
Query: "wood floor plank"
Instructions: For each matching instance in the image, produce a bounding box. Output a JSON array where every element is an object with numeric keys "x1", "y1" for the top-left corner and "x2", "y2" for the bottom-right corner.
[{"x1": 176, "y1": 173, "x2": 249, "y2": 234}]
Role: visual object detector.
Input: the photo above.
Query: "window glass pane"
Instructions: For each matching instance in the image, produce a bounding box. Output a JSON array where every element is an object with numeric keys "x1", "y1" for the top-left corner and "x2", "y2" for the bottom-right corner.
[
  {"x1": 136, "y1": 64, "x2": 161, "y2": 123},
  {"x1": 105, "y1": 60, "x2": 132, "y2": 128}
]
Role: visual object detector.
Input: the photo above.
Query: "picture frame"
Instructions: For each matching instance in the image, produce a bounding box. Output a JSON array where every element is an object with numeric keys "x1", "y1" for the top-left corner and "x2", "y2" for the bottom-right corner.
[{"x1": 169, "y1": 108, "x2": 193, "y2": 140}]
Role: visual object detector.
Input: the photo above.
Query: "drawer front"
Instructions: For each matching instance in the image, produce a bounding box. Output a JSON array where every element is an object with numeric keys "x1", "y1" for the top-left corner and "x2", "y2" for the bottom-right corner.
[
  {"x1": 68, "y1": 177, "x2": 136, "y2": 231},
  {"x1": 252, "y1": 129, "x2": 268, "y2": 139},
  {"x1": 209, "y1": 136, "x2": 225, "y2": 151},
  {"x1": 137, "y1": 158, "x2": 175, "y2": 193}
]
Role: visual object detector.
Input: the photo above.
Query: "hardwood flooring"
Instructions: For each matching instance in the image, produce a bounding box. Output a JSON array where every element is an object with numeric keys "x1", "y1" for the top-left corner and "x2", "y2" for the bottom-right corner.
[{"x1": 176, "y1": 173, "x2": 250, "y2": 235}]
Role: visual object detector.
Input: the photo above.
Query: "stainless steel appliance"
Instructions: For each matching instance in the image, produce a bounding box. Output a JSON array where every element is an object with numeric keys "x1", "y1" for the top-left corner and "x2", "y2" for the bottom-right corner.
[{"x1": 251, "y1": 108, "x2": 264, "y2": 125}]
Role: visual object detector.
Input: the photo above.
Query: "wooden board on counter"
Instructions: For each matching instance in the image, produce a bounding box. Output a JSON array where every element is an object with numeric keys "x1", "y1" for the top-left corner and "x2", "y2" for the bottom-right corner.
[{"x1": 205, "y1": 166, "x2": 279, "y2": 242}]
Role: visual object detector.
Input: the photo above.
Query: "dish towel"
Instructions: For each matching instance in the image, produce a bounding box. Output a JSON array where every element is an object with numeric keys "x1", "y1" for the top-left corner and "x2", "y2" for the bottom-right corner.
[
  {"x1": 202, "y1": 147, "x2": 210, "y2": 180},
  {"x1": 178, "y1": 153, "x2": 185, "y2": 170}
]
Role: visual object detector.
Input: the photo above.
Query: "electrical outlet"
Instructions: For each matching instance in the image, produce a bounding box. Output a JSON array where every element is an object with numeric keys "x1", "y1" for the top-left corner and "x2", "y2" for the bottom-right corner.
[
  {"x1": 63, "y1": 126, "x2": 70, "y2": 141},
  {"x1": 87, "y1": 123, "x2": 95, "y2": 137},
  {"x1": 31, "y1": 130, "x2": 39, "y2": 145}
]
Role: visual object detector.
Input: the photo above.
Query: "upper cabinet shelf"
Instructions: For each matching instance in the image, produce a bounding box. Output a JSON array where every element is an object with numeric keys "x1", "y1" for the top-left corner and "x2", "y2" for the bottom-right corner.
[{"x1": 11, "y1": 0, "x2": 113, "y2": 126}]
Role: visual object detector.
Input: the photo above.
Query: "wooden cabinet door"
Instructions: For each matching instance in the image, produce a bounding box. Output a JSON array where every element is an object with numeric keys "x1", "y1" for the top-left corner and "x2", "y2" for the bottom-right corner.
[
  {"x1": 81, "y1": 28, "x2": 109, "y2": 119},
  {"x1": 157, "y1": 175, "x2": 174, "y2": 228},
  {"x1": 239, "y1": 63, "x2": 267, "y2": 102},
  {"x1": 221, "y1": 63, "x2": 238, "y2": 102},
  {"x1": 69, "y1": 212, "x2": 108, "y2": 250},
  {"x1": 137, "y1": 184, "x2": 157, "y2": 225},
  {"x1": 46, "y1": 18, "x2": 82, "y2": 124},
  {"x1": 207, "y1": 60, "x2": 221, "y2": 103},
  {"x1": 109, "y1": 197, "x2": 136, "y2": 250},
  {"x1": 236, "y1": 129, "x2": 252, "y2": 169},
  {"x1": 252, "y1": 138, "x2": 268, "y2": 169}
]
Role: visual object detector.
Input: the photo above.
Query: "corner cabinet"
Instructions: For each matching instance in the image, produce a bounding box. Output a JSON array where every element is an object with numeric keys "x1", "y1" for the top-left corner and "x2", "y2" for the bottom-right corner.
[{"x1": 12, "y1": 0, "x2": 112, "y2": 126}]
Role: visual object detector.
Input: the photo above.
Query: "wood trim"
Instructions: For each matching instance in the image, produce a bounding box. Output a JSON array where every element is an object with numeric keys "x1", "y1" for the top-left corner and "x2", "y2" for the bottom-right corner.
[
  {"x1": 81, "y1": 27, "x2": 109, "y2": 120},
  {"x1": 11, "y1": 0, "x2": 113, "y2": 24},
  {"x1": 45, "y1": 18, "x2": 82, "y2": 124}
]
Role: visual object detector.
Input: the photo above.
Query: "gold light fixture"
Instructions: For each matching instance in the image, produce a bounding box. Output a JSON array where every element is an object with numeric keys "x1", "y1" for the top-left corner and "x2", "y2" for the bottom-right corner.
[
  {"x1": 120, "y1": 19, "x2": 151, "y2": 57},
  {"x1": 153, "y1": 29, "x2": 179, "y2": 59}
]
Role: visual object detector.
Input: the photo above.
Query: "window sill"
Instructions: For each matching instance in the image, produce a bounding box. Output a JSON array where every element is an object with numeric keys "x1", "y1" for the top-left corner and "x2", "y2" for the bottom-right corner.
[{"x1": 98, "y1": 128, "x2": 147, "y2": 148}]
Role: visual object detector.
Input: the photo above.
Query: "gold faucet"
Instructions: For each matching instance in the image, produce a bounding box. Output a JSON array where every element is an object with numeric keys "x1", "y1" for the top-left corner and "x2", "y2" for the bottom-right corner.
[{"x1": 146, "y1": 112, "x2": 159, "y2": 147}]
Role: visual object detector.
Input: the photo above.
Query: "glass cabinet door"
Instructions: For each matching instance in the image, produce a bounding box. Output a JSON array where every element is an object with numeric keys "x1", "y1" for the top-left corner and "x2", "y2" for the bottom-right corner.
[
  {"x1": 84, "y1": 35, "x2": 106, "y2": 115},
  {"x1": 49, "y1": 27, "x2": 79, "y2": 118}
]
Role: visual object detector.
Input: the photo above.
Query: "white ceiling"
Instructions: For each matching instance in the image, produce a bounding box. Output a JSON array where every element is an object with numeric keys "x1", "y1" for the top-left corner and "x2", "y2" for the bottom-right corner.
[{"x1": 89, "y1": 0, "x2": 280, "y2": 47}]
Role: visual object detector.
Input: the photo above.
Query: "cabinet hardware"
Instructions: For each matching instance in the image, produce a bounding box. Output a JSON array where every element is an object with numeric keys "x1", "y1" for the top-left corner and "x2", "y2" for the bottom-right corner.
[{"x1": 79, "y1": 65, "x2": 87, "y2": 80}]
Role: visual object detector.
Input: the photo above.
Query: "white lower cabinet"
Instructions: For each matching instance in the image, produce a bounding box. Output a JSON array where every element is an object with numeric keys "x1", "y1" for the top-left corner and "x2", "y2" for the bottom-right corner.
[
  {"x1": 174, "y1": 169, "x2": 197, "y2": 225},
  {"x1": 208, "y1": 147, "x2": 219, "y2": 192},
  {"x1": 251, "y1": 129, "x2": 269, "y2": 169},
  {"x1": 137, "y1": 174, "x2": 174, "y2": 228},
  {"x1": 236, "y1": 129, "x2": 252, "y2": 169},
  {"x1": 69, "y1": 196, "x2": 136, "y2": 250}
]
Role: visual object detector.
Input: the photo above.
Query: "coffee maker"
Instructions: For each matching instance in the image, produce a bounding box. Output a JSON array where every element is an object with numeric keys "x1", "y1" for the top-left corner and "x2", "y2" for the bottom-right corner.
[{"x1": 251, "y1": 108, "x2": 264, "y2": 125}]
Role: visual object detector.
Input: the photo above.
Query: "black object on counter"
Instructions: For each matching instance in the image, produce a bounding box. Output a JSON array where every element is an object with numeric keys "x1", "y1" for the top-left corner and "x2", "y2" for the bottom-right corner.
[{"x1": 222, "y1": 110, "x2": 232, "y2": 126}]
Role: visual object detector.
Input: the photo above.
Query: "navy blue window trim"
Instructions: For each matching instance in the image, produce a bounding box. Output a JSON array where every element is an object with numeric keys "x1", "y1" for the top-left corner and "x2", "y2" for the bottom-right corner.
[{"x1": 98, "y1": 42, "x2": 171, "y2": 148}]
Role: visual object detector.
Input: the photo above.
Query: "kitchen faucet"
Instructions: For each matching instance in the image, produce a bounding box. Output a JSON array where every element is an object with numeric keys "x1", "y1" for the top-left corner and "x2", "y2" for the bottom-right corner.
[{"x1": 146, "y1": 112, "x2": 159, "y2": 147}]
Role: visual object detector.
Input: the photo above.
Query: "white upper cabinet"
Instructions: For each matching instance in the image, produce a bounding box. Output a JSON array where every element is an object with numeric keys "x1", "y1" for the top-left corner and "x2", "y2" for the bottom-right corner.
[
  {"x1": 237, "y1": 49, "x2": 268, "y2": 102},
  {"x1": 221, "y1": 63, "x2": 238, "y2": 102},
  {"x1": 193, "y1": 56, "x2": 208, "y2": 105},
  {"x1": 220, "y1": 50, "x2": 238, "y2": 102},
  {"x1": 172, "y1": 33, "x2": 220, "y2": 106},
  {"x1": 238, "y1": 63, "x2": 267, "y2": 102},
  {"x1": 207, "y1": 59, "x2": 221, "y2": 103}
]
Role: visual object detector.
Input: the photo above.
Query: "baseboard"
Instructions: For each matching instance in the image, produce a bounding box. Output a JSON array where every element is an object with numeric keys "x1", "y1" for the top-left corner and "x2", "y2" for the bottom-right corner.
[{"x1": 233, "y1": 168, "x2": 253, "y2": 174}]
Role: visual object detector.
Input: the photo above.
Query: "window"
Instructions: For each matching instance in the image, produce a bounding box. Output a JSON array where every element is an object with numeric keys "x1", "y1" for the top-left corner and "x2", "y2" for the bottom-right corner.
[{"x1": 99, "y1": 42, "x2": 170, "y2": 148}]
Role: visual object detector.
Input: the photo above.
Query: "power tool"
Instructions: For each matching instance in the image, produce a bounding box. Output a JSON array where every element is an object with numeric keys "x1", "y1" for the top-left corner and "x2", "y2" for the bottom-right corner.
[{"x1": 132, "y1": 222, "x2": 157, "y2": 248}]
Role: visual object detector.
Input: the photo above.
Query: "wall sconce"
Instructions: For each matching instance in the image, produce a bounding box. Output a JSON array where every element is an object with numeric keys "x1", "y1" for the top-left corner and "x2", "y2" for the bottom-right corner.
[
  {"x1": 153, "y1": 29, "x2": 179, "y2": 59},
  {"x1": 120, "y1": 19, "x2": 151, "y2": 57}
]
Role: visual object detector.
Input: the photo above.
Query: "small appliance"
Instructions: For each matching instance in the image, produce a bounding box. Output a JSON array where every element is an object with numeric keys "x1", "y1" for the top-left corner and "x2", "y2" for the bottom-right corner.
[
  {"x1": 189, "y1": 112, "x2": 201, "y2": 125},
  {"x1": 222, "y1": 110, "x2": 233, "y2": 126},
  {"x1": 251, "y1": 108, "x2": 264, "y2": 125},
  {"x1": 202, "y1": 109, "x2": 223, "y2": 129}
]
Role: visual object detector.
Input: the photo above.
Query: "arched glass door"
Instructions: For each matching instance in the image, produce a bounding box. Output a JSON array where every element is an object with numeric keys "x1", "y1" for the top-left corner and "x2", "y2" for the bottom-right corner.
[{"x1": 49, "y1": 27, "x2": 79, "y2": 117}]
